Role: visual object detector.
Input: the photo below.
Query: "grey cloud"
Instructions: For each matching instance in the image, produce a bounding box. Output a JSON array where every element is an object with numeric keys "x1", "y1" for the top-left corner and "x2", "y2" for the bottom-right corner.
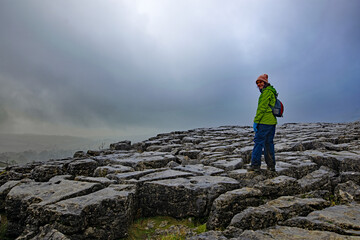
[{"x1": 0, "y1": 0, "x2": 359, "y2": 137}]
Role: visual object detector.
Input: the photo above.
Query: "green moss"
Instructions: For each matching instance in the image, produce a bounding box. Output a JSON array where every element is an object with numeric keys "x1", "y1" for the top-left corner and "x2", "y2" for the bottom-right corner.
[
  {"x1": 123, "y1": 216, "x2": 207, "y2": 240},
  {"x1": 195, "y1": 223, "x2": 207, "y2": 234}
]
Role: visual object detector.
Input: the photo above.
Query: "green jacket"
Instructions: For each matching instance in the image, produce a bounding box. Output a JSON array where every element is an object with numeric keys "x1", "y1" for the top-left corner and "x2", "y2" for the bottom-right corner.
[{"x1": 254, "y1": 85, "x2": 278, "y2": 125}]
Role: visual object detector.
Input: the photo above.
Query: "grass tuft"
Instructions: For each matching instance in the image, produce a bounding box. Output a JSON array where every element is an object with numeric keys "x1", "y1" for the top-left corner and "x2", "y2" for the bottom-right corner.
[{"x1": 123, "y1": 216, "x2": 207, "y2": 240}]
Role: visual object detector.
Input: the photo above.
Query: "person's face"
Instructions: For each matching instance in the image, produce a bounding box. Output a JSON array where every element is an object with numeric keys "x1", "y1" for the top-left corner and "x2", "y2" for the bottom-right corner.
[{"x1": 256, "y1": 80, "x2": 265, "y2": 90}]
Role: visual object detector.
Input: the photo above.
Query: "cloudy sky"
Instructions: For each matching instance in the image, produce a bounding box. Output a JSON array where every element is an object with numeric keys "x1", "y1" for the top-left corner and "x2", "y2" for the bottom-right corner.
[{"x1": 0, "y1": 0, "x2": 359, "y2": 141}]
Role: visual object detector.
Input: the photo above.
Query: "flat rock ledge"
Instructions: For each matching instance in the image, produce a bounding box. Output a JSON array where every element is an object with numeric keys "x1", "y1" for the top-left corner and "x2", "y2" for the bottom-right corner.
[{"x1": 0, "y1": 122, "x2": 360, "y2": 239}]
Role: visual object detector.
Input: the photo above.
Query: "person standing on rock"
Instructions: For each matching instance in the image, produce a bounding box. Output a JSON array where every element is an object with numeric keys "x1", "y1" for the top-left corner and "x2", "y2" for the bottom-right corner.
[{"x1": 248, "y1": 74, "x2": 277, "y2": 172}]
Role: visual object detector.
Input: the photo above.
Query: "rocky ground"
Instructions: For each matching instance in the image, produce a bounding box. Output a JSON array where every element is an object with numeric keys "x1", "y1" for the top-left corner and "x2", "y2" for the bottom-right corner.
[{"x1": 0, "y1": 122, "x2": 359, "y2": 240}]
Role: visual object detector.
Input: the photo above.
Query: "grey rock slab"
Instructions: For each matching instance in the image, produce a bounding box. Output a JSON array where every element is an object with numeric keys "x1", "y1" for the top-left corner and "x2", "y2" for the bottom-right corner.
[
  {"x1": 5, "y1": 180, "x2": 102, "y2": 238},
  {"x1": 334, "y1": 181, "x2": 360, "y2": 203},
  {"x1": 30, "y1": 184, "x2": 136, "y2": 240},
  {"x1": 109, "y1": 140, "x2": 131, "y2": 150},
  {"x1": 283, "y1": 203, "x2": 360, "y2": 236},
  {"x1": 106, "y1": 168, "x2": 163, "y2": 183},
  {"x1": 236, "y1": 146, "x2": 253, "y2": 164},
  {"x1": 108, "y1": 154, "x2": 177, "y2": 170},
  {"x1": 31, "y1": 164, "x2": 66, "y2": 182},
  {"x1": 254, "y1": 175, "x2": 301, "y2": 196},
  {"x1": 210, "y1": 158, "x2": 244, "y2": 171},
  {"x1": 74, "y1": 176, "x2": 117, "y2": 186},
  {"x1": 341, "y1": 172, "x2": 360, "y2": 185},
  {"x1": 265, "y1": 196, "x2": 330, "y2": 219},
  {"x1": 0, "y1": 180, "x2": 21, "y2": 210},
  {"x1": 182, "y1": 136, "x2": 203, "y2": 144},
  {"x1": 229, "y1": 196, "x2": 329, "y2": 231},
  {"x1": 67, "y1": 159, "x2": 98, "y2": 177},
  {"x1": 207, "y1": 187, "x2": 264, "y2": 230},
  {"x1": 26, "y1": 224, "x2": 70, "y2": 240},
  {"x1": 229, "y1": 205, "x2": 281, "y2": 230},
  {"x1": 305, "y1": 150, "x2": 360, "y2": 172},
  {"x1": 178, "y1": 150, "x2": 202, "y2": 159},
  {"x1": 92, "y1": 152, "x2": 136, "y2": 165},
  {"x1": 188, "y1": 230, "x2": 228, "y2": 240},
  {"x1": 93, "y1": 165, "x2": 134, "y2": 177},
  {"x1": 227, "y1": 168, "x2": 277, "y2": 188},
  {"x1": 297, "y1": 166, "x2": 337, "y2": 192},
  {"x1": 238, "y1": 226, "x2": 360, "y2": 240},
  {"x1": 138, "y1": 169, "x2": 194, "y2": 182},
  {"x1": 139, "y1": 175, "x2": 239, "y2": 218},
  {"x1": 173, "y1": 164, "x2": 225, "y2": 176}
]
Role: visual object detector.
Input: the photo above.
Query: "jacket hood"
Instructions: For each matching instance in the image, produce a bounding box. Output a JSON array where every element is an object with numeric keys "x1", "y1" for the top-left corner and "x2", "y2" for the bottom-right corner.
[{"x1": 262, "y1": 85, "x2": 278, "y2": 97}]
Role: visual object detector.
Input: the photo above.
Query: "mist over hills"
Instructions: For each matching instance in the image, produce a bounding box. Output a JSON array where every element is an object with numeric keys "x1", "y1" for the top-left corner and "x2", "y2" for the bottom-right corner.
[{"x1": 0, "y1": 134, "x2": 124, "y2": 166}]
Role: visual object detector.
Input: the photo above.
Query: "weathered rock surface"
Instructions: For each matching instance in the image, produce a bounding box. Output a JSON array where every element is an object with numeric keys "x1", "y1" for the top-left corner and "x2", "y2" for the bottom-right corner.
[
  {"x1": 229, "y1": 196, "x2": 329, "y2": 230},
  {"x1": 237, "y1": 226, "x2": 360, "y2": 239},
  {"x1": 282, "y1": 203, "x2": 360, "y2": 236},
  {"x1": 0, "y1": 121, "x2": 359, "y2": 239},
  {"x1": 140, "y1": 175, "x2": 239, "y2": 218}
]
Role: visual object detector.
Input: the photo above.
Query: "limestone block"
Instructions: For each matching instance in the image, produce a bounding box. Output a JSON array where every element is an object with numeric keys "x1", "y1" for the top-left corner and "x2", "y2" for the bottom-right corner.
[
  {"x1": 297, "y1": 166, "x2": 336, "y2": 192},
  {"x1": 334, "y1": 181, "x2": 360, "y2": 203},
  {"x1": 138, "y1": 169, "x2": 194, "y2": 182},
  {"x1": 283, "y1": 203, "x2": 360, "y2": 236},
  {"x1": 188, "y1": 230, "x2": 228, "y2": 240},
  {"x1": 238, "y1": 226, "x2": 359, "y2": 240},
  {"x1": 207, "y1": 187, "x2": 264, "y2": 230},
  {"x1": 29, "y1": 185, "x2": 136, "y2": 240},
  {"x1": 229, "y1": 196, "x2": 329, "y2": 231},
  {"x1": 211, "y1": 158, "x2": 244, "y2": 171},
  {"x1": 67, "y1": 159, "x2": 99, "y2": 176},
  {"x1": 5, "y1": 180, "x2": 102, "y2": 237},
  {"x1": 139, "y1": 175, "x2": 239, "y2": 218},
  {"x1": 254, "y1": 175, "x2": 301, "y2": 196},
  {"x1": 0, "y1": 180, "x2": 21, "y2": 210},
  {"x1": 173, "y1": 164, "x2": 224, "y2": 176},
  {"x1": 31, "y1": 164, "x2": 66, "y2": 182},
  {"x1": 109, "y1": 140, "x2": 131, "y2": 150},
  {"x1": 93, "y1": 165, "x2": 134, "y2": 177},
  {"x1": 341, "y1": 171, "x2": 360, "y2": 185}
]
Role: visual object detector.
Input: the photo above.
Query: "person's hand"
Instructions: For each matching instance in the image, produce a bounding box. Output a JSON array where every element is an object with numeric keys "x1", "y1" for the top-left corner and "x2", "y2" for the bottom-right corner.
[{"x1": 253, "y1": 122, "x2": 258, "y2": 132}]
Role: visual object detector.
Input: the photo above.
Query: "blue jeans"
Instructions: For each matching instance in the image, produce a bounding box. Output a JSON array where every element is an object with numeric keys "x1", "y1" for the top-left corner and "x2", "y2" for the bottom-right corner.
[{"x1": 251, "y1": 124, "x2": 276, "y2": 167}]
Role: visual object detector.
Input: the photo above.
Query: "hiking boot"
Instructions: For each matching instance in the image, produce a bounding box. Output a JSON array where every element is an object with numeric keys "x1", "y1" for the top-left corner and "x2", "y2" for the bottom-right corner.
[
  {"x1": 267, "y1": 166, "x2": 276, "y2": 172},
  {"x1": 247, "y1": 165, "x2": 260, "y2": 172}
]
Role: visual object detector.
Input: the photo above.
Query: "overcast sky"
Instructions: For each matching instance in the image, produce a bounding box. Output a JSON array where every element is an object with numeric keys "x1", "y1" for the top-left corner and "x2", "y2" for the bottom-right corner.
[{"x1": 0, "y1": 0, "x2": 359, "y2": 140}]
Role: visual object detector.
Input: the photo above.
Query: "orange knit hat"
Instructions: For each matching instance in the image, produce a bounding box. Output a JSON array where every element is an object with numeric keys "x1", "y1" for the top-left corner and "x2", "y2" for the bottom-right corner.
[{"x1": 256, "y1": 74, "x2": 268, "y2": 84}]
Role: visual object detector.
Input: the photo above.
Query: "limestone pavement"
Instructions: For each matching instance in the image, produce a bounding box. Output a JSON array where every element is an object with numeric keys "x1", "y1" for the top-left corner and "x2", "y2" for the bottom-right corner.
[{"x1": 0, "y1": 122, "x2": 359, "y2": 239}]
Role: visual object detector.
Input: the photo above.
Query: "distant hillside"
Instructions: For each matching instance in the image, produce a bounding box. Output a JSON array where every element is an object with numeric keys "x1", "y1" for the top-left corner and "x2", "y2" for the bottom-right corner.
[{"x1": 0, "y1": 134, "x2": 119, "y2": 166}]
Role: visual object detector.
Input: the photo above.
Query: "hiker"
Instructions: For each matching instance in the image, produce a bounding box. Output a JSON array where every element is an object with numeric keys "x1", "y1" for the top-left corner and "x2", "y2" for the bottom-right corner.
[{"x1": 248, "y1": 74, "x2": 278, "y2": 172}]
